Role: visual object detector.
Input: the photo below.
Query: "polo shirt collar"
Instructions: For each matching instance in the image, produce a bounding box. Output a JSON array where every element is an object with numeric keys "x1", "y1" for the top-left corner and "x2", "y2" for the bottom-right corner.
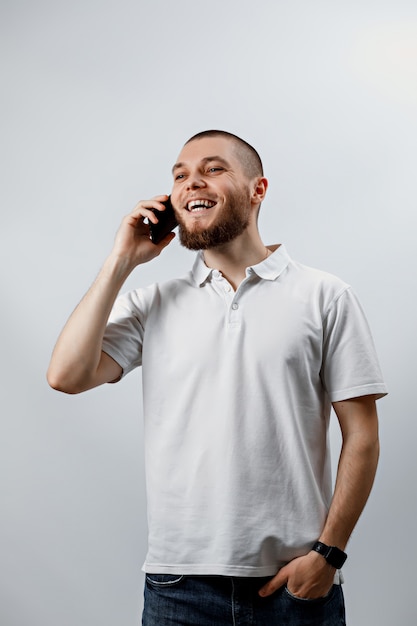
[{"x1": 191, "y1": 244, "x2": 291, "y2": 286}]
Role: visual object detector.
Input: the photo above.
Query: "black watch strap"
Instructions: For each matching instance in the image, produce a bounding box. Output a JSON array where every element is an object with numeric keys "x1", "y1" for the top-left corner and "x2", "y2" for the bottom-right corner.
[{"x1": 312, "y1": 541, "x2": 347, "y2": 569}]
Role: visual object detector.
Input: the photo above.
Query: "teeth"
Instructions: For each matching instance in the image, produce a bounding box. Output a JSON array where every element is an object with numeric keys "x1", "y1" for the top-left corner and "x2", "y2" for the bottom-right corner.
[{"x1": 187, "y1": 199, "x2": 216, "y2": 211}]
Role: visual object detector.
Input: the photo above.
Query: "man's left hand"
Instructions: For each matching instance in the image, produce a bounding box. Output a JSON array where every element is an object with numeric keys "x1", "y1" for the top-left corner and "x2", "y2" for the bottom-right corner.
[{"x1": 258, "y1": 551, "x2": 336, "y2": 599}]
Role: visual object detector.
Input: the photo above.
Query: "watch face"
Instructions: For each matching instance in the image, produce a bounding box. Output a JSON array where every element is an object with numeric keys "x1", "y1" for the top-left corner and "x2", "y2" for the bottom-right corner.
[
  {"x1": 327, "y1": 546, "x2": 348, "y2": 569},
  {"x1": 312, "y1": 542, "x2": 347, "y2": 569}
]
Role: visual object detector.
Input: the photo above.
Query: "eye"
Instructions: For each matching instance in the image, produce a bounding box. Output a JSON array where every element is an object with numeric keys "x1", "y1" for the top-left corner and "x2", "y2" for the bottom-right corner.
[
  {"x1": 174, "y1": 173, "x2": 186, "y2": 181},
  {"x1": 208, "y1": 167, "x2": 223, "y2": 173}
]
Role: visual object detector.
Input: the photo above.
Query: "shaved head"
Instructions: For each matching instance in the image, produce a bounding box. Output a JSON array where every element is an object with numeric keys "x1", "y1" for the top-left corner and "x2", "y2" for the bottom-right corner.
[{"x1": 184, "y1": 130, "x2": 264, "y2": 180}]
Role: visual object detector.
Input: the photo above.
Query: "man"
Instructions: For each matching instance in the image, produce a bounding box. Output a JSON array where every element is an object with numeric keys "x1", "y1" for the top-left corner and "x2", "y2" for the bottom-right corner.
[{"x1": 48, "y1": 130, "x2": 387, "y2": 625}]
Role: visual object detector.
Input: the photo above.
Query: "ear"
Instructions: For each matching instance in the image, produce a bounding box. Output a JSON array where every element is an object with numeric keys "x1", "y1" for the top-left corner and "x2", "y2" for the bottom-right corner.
[{"x1": 250, "y1": 177, "x2": 268, "y2": 205}]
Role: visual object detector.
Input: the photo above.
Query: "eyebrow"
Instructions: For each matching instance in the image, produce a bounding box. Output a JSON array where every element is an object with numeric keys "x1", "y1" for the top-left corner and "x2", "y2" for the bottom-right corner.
[{"x1": 171, "y1": 156, "x2": 231, "y2": 175}]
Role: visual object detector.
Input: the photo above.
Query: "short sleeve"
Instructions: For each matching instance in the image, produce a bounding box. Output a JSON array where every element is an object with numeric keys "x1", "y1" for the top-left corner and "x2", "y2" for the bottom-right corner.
[
  {"x1": 101, "y1": 290, "x2": 144, "y2": 379},
  {"x1": 321, "y1": 287, "x2": 388, "y2": 402}
]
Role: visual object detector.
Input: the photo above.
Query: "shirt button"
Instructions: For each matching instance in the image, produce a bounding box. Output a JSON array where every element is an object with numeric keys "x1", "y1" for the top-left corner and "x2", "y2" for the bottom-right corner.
[
  {"x1": 231, "y1": 302, "x2": 239, "y2": 310},
  {"x1": 224, "y1": 285, "x2": 232, "y2": 293}
]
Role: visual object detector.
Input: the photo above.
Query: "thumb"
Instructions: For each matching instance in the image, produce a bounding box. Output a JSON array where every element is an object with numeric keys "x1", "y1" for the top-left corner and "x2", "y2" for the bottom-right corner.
[{"x1": 258, "y1": 566, "x2": 288, "y2": 597}]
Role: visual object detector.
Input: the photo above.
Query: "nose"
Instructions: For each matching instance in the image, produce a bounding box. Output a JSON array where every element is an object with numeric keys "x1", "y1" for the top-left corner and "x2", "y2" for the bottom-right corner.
[{"x1": 186, "y1": 171, "x2": 206, "y2": 190}]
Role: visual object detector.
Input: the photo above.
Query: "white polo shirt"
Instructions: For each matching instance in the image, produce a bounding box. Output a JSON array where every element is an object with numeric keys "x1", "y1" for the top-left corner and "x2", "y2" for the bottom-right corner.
[{"x1": 102, "y1": 245, "x2": 387, "y2": 577}]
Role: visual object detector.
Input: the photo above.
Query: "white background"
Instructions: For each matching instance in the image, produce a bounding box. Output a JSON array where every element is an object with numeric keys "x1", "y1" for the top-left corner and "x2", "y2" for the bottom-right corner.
[{"x1": 1, "y1": 1, "x2": 416, "y2": 624}]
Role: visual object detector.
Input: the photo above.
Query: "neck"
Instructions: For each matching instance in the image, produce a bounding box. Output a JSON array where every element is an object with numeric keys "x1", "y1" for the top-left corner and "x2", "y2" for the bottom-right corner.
[{"x1": 202, "y1": 229, "x2": 271, "y2": 290}]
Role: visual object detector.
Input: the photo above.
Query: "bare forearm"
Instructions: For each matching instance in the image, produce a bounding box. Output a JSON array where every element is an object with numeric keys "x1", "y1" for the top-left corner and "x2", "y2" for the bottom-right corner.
[
  {"x1": 47, "y1": 254, "x2": 133, "y2": 393},
  {"x1": 320, "y1": 431, "x2": 380, "y2": 550}
]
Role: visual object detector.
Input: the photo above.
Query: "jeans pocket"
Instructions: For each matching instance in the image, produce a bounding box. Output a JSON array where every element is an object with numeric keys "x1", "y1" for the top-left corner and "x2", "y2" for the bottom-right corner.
[
  {"x1": 284, "y1": 584, "x2": 335, "y2": 604},
  {"x1": 145, "y1": 574, "x2": 185, "y2": 588}
]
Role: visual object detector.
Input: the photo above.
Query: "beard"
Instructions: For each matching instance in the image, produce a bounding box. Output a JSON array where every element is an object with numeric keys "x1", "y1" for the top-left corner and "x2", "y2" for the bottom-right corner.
[{"x1": 177, "y1": 188, "x2": 252, "y2": 250}]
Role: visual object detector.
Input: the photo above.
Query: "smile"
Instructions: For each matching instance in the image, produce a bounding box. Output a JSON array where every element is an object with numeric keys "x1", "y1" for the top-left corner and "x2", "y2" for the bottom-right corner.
[{"x1": 186, "y1": 199, "x2": 217, "y2": 212}]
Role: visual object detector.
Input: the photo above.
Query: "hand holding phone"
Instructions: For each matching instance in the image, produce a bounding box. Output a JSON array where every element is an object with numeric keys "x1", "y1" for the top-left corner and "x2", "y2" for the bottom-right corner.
[{"x1": 149, "y1": 196, "x2": 178, "y2": 244}]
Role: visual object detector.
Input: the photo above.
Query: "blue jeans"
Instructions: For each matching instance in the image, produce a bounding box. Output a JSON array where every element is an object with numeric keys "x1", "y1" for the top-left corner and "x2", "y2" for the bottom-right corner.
[{"x1": 142, "y1": 574, "x2": 346, "y2": 625}]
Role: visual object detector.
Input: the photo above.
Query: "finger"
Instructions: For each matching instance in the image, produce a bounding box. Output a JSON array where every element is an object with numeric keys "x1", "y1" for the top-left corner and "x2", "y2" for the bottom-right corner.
[
  {"x1": 130, "y1": 203, "x2": 160, "y2": 225},
  {"x1": 258, "y1": 568, "x2": 288, "y2": 597},
  {"x1": 137, "y1": 194, "x2": 170, "y2": 211},
  {"x1": 133, "y1": 194, "x2": 169, "y2": 207},
  {"x1": 148, "y1": 196, "x2": 171, "y2": 215},
  {"x1": 131, "y1": 198, "x2": 170, "y2": 224}
]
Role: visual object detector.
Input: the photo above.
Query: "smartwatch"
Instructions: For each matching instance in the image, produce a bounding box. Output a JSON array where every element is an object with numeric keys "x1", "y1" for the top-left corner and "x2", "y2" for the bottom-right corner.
[{"x1": 312, "y1": 541, "x2": 347, "y2": 569}]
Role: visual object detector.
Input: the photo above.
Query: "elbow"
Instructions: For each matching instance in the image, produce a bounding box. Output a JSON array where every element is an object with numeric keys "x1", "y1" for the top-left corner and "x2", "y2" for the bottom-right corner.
[{"x1": 46, "y1": 367, "x2": 87, "y2": 395}]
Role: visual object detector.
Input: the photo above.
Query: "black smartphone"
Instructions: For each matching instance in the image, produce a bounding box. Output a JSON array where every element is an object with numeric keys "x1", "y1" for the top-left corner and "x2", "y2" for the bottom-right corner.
[{"x1": 149, "y1": 196, "x2": 178, "y2": 244}]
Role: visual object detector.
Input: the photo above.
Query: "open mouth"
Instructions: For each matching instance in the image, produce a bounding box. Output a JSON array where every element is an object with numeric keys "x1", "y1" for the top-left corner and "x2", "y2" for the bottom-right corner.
[{"x1": 186, "y1": 199, "x2": 217, "y2": 212}]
